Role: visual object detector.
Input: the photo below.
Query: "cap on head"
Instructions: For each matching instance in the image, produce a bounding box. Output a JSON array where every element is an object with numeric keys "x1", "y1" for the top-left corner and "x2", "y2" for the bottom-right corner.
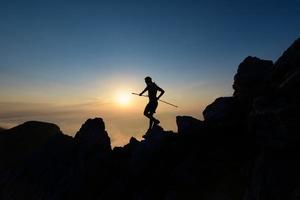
[{"x1": 145, "y1": 76, "x2": 152, "y2": 84}]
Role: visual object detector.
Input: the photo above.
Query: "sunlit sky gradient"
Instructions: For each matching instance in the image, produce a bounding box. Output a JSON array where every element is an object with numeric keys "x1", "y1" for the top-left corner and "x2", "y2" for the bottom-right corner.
[{"x1": 0, "y1": 0, "x2": 299, "y2": 146}]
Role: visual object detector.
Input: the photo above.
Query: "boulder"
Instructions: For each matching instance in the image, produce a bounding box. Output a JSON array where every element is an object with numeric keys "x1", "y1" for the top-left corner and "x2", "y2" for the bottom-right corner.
[
  {"x1": 176, "y1": 116, "x2": 204, "y2": 135},
  {"x1": 203, "y1": 97, "x2": 245, "y2": 130},
  {"x1": 112, "y1": 136, "x2": 140, "y2": 160},
  {"x1": 130, "y1": 126, "x2": 176, "y2": 175},
  {"x1": 233, "y1": 56, "x2": 273, "y2": 103},
  {"x1": 75, "y1": 118, "x2": 111, "y2": 153}
]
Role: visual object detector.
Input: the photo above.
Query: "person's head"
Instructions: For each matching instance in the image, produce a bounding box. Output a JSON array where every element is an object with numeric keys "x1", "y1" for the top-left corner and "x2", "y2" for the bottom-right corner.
[{"x1": 145, "y1": 76, "x2": 152, "y2": 85}]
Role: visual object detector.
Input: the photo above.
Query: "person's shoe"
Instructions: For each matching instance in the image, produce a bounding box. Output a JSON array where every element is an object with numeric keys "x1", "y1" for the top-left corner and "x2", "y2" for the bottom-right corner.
[{"x1": 153, "y1": 119, "x2": 160, "y2": 125}]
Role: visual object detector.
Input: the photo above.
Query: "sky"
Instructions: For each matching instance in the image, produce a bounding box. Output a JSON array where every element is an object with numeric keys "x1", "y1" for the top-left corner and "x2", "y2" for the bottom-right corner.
[{"x1": 0, "y1": 0, "x2": 299, "y2": 146}]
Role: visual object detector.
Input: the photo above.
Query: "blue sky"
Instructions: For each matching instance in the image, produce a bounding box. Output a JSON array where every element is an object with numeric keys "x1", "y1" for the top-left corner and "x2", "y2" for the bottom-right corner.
[{"x1": 0, "y1": 0, "x2": 299, "y2": 145}]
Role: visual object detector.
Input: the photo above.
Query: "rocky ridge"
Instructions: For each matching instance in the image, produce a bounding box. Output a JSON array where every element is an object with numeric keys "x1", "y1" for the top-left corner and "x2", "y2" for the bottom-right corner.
[{"x1": 0, "y1": 38, "x2": 300, "y2": 200}]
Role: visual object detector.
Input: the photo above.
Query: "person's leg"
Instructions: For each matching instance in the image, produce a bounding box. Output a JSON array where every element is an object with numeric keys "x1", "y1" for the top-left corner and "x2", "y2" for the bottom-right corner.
[
  {"x1": 151, "y1": 101, "x2": 159, "y2": 125},
  {"x1": 144, "y1": 103, "x2": 153, "y2": 130},
  {"x1": 148, "y1": 113, "x2": 154, "y2": 129},
  {"x1": 144, "y1": 101, "x2": 160, "y2": 129},
  {"x1": 144, "y1": 103, "x2": 151, "y2": 118}
]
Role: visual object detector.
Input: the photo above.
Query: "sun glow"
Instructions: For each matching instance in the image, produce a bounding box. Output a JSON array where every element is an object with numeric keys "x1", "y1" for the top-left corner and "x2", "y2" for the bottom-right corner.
[{"x1": 116, "y1": 92, "x2": 131, "y2": 106}]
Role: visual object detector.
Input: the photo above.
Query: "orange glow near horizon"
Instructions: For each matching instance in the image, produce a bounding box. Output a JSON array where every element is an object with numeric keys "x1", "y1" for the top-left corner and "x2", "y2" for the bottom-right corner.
[{"x1": 0, "y1": 80, "x2": 220, "y2": 147}]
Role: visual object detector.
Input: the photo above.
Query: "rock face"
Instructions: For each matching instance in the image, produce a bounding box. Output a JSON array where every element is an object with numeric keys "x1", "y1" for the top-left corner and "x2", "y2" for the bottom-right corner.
[
  {"x1": 203, "y1": 97, "x2": 245, "y2": 129},
  {"x1": 243, "y1": 38, "x2": 300, "y2": 200},
  {"x1": 75, "y1": 118, "x2": 111, "y2": 153},
  {"x1": 233, "y1": 56, "x2": 273, "y2": 103},
  {"x1": 272, "y1": 38, "x2": 300, "y2": 90},
  {"x1": 0, "y1": 38, "x2": 300, "y2": 200},
  {"x1": 176, "y1": 116, "x2": 204, "y2": 135}
]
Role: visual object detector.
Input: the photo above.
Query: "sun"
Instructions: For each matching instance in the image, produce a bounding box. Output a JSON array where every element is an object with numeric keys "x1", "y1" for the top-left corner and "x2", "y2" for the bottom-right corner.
[{"x1": 116, "y1": 92, "x2": 131, "y2": 106}]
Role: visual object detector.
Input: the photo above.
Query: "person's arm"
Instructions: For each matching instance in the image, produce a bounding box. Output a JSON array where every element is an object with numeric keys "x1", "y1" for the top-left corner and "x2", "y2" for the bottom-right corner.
[
  {"x1": 156, "y1": 85, "x2": 165, "y2": 100},
  {"x1": 139, "y1": 86, "x2": 148, "y2": 96}
]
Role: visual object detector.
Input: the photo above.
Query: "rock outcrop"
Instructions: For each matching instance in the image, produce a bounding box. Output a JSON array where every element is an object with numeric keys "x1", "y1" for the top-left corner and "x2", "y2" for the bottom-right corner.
[
  {"x1": 203, "y1": 97, "x2": 244, "y2": 129},
  {"x1": 243, "y1": 38, "x2": 300, "y2": 200},
  {"x1": 0, "y1": 38, "x2": 299, "y2": 200},
  {"x1": 0, "y1": 121, "x2": 62, "y2": 170},
  {"x1": 233, "y1": 56, "x2": 273, "y2": 104},
  {"x1": 176, "y1": 116, "x2": 204, "y2": 135},
  {"x1": 75, "y1": 118, "x2": 111, "y2": 151}
]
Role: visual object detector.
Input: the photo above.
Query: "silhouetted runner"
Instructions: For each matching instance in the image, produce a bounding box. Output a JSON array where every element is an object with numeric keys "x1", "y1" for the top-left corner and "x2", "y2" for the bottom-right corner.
[{"x1": 139, "y1": 76, "x2": 165, "y2": 131}]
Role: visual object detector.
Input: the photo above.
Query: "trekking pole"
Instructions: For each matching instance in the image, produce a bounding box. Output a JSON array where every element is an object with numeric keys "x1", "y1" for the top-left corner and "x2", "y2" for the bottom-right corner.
[{"x1": 131, "y1": 93, "x2": 178, "y2": 108}]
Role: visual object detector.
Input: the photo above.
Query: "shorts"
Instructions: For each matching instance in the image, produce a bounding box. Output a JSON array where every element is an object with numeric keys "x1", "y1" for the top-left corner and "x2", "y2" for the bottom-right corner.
[{"x1": 144, "y1": 101, "x2": 158, "y2": 114}]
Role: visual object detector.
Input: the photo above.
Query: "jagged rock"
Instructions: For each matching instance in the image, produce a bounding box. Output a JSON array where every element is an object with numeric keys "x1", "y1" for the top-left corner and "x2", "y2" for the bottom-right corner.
[
  {"x1": 271, "y1": 38, "x2": 300, "y2": 103},
  {"x1": 176, "y1": 116, "x2": 204, "y2": 135},
  {"x1": 0, "y1": 119, "x2": 114, "y2": 200},
  {"x1": 233, "y1": 56, "x2": 273, "y2": 103},
  {"x1": 272, "y1": 38, "x2": 300, "y2": 89},
  {"x1": 203, "y1": 97, "x2": 236, "y2": 122},
  {"x1": 73, "y1": 118, "x2": 112, "y2": 199},
  {"x1": 132, "y1": 126, "x2": 170, "y2": 166},
  {"x1": 141, "y1": 125, "x2": 166, "y2": 139},
  {"x1": 75, "y1": 118, "x2": 111, "y2": 153},
  {"x1": 248, "y1": 38, "x2": 300, "y2": 148},
  {"x1": 130, "y1": 126, "x2": 176, "y2": 175},
  {"x1": 122, "y1": 137, "x2": 140, "y2": 153},
  {"x1": 129, "y1": 136, "x2": 139, "y2": 145},
  {"x1": 203, "y1": 97, "x2": 246, "y2": 130},
  {"x1": 1, "y1": 38, "x2": 300, "y2": 200},
  {"x1": 244, "y1": 38, "x2": 300, "y2": 200},
  {"x1": 112, "y1": 137, "x2": 140, "y2": 162}
]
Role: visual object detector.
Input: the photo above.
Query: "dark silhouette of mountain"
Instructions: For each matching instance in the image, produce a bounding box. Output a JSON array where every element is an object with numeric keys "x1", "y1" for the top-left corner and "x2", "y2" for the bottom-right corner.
[
  {"x1": 0, "y1": 38, "x2": 299, "y2": 200},
  {"x1": 0, "y1": 121, "x2": 62, "y2": 170},
  {"x1": 0, "y1": 127, "x2": 5, "y2": 132}
]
